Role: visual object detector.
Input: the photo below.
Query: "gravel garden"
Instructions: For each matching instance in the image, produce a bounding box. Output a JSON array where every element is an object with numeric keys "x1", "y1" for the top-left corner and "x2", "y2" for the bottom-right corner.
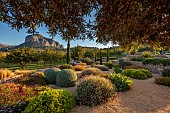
[{"x1": 0, "y1": 57, "x2": 170, "y2": 113}]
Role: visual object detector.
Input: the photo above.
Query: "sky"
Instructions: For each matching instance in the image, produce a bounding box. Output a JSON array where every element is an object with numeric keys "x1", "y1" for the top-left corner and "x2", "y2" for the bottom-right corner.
[{"x1": 0, "y1": 22, "x2": 112, "y2": 48}]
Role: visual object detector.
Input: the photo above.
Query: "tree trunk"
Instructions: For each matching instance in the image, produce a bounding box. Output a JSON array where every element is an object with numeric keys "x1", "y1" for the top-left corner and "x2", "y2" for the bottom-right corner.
[
  {"x1": 100, "y1": 51, "x2": 102, "y2": 65},
  {"x1": 95, "y1": 54, "x2": 97, "y2": 62},
  {"x1": 107, "y1": 48, "x2": 109, "y2": 62},
  {"x1": 67, "y1": 39, "x2": 71, "y2": 64}
]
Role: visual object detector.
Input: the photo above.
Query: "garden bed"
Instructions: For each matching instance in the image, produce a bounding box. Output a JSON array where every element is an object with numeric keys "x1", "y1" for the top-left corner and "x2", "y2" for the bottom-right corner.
[
  {"x1": 71, "y1": 74, "x2": 170, "y2": 113},
  {"x1": 0, "y1": 68, "x2": 170, "y2": 113}
]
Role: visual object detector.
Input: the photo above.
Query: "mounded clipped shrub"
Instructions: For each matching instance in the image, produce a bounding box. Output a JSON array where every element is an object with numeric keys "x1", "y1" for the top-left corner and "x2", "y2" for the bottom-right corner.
[
  {"x1": 122, "y1": 69, "x2": 152, "y2": 79},
  {"x1": 56, "y1": 69, "x2": 77, "y2": 87},
  {"x1": 60, "y1": 64, "x2": 75, "y2": 70},
  {"x1": 131, "y1": 70, "x2": 147, "y2": 80},
  {"x1": 109, "y1": 74, "x2": 133, "y2": 92},
  {"x1": 44, "y1": 68, "x2": 61, "y2": 84},
  {"x1": 94, "y1": 65, "x2": 109, "y2": 71},
  {"x1": 80, "y1": 68, "x2": 104, "y2": 77},
  {"x1": 104, "y1": 61, "x2": 114, "y2": 69},
  {"x1": 139, "y1": 69, "x2": 153, "y2": 78},
  {"x1": 82, "y1": 57, "x2": 93, "y2": 65},
  {"x1": 74, "y1": 65, "x2": 86, "y2": 71},
  {"x1": 122, "y1": 69, "x2": 134, "y2": 77},
  {"x1": 162, "y1": 68, "x2": 170, "y2": 77},
  {"x1": 76, "y1": 76, "x2": 115, "y2": 106},
  {"x1": 155, "y1": 77, "x2": 170, "y2": 87},
  {"x1": 114, "y1": 67, "x2": 123, "y2": 74},
  {"x1": 24, "y1": 89, "x2": 76, "y2": 113},
  {"x1": 30, "y1": 72, "x2": 47, "y2": 86}
]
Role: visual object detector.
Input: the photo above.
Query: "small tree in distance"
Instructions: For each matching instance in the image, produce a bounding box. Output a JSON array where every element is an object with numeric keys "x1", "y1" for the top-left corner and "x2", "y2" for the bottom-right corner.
[{"x1": 4, "y1": 47, "x2": 38, "y2": 70}]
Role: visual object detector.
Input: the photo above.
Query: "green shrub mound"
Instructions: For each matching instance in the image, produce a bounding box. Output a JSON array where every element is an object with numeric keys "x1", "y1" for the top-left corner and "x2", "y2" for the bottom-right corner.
[
  {"x1": 131, "y1": 70, "x2": 147, "y2": 79},
  {"x1": 19, "y1": 72, "x2": 47, "y2": 86},
  {"x1": 80, "y1": 68, "x2": 104, "y2": 77},
  {"x1": 76, "y1": 76, "x2": 115, "y2": 106},
  {"x1": 94, "y1": 65, "x2": 109, "y2": 71},
  {"x1": 60, "y1": 64, "x2": 75, "y2": 70},
  {"x1": 162, "y1": 68, "x2": 170, "y2": 77},
  {"x1": 139, "y1": 69, "x2": 153, "y2": 78},
  {"x1": 24, "y1": 89, "x2": 75, "y2": 113},
  {"x1": 122, "y1": 69, "x2": 152, "y2": 80},
  {"x1": 110, "y1": 74, "x2": 133, "y2": 92},
  {"x1": 104, "y1": 61, "x2": 114, "y2": 69},
  {"x1": 122, "y1": 69, "x2": 134, "y2": 77},
  {"x1": 114, "y1": 67, "x2": 123, "y2": 74},
  {"x1": 44, "y1": 68, "x2": 61, "y2": 84},
  {"x1": 56, "y1": 69, "x2": 77, "y2": 87},
  {"x1": 142, "y1": 51, "x2": 152, "y2": 58},
  {"x1": 82, "y1": 57, "x2": 93, "y2": 65},
  {"x1": 123, "y1": 62, "x2": 132, "y2": 66},
  {"x1": 131, "y1": 57, "x2": 145, "y2": 61},
  {"x1": 155, "y1": 77, "x2": 170, "y2": 87}
]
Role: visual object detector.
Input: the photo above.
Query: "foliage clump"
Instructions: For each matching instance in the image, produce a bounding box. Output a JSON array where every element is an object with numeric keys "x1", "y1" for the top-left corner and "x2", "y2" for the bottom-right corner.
[
  {"x1": 104, "y1": 61, "x2": 114, "y2": 69},
  {"x1": 15, "y1": 70, "x2": 35, "y2": 76},
  {"x1": 56, "y1": 69, "x2": 77, "y2": 87},
  {"x1": 82, "y1": 57, "x2": 93, "y2": 65},
  {"x1": 122, "y1": 69, "x2": 152, "y2": 79},
  {"x1": 143, "y1": 58, "x2": 170, "y2": 66},
  {"x1": 19, "y1": 72, "x2": 47, "y2": 86},
  {"x1": 24, "y1": 89, "x2": 75, "y2": 113},
  {"x1": 142, "y1": 51, "x2": 152, "y2": 58},
  {"x1": 0, "y1": 69, "x2": 14, "y2": 80},
  {"x1": 114, "y1": 67, "x2": 123, "y2": 74},
  {"x1": 80, "y1": 68, "x2": 104, "y2": 77},
  {"x1": 76, "y1": 76, "x2": 115, "y2": 106},
  {"x1": 0, "y1": 83, "x2": 37, "y2": 108},
  {"x1": 155, "y1": 77, "x2": 170, "y2": 87},
  {"x1": 109, "y1": 74, "x2": 133, "y2": 92},
  {"x1": 162, "y1": 68, "x2": 170, "y2": 77},
  {"x1": 93, "y1": 65, "x2": 109, "y2": 71},
  {"x1": 60, "y1": 64, "x2": 75, "y2": 70},
  {"x1": 44, "y1": 68, "x2": 61, "y2": 84},
  {"x1": 74, "y1": 65, "x2": 86, "y2": 71}
]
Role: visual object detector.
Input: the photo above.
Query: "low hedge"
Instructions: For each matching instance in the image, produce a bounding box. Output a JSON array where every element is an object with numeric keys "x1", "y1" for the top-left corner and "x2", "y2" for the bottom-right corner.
[{"x1": 143, "y1": 58, "x2": 170, "y2": 66}]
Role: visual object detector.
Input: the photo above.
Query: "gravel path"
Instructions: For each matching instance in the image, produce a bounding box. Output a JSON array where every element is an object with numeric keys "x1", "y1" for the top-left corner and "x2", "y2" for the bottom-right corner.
[{"x1": 71, "y1": 74, "x2": 170, "y2": 113}]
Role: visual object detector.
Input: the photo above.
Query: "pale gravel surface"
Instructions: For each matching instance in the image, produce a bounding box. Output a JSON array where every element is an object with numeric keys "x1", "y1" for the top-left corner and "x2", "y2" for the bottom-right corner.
[{"x1": 52, "y1": 71, "x2": 170, "y2": 113}]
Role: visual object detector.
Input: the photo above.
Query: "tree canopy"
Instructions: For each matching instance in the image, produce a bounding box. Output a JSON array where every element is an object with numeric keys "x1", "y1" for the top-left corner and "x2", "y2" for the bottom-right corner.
[{"x1": 0, "y1": 0, "x2": 169, "y2": 49}]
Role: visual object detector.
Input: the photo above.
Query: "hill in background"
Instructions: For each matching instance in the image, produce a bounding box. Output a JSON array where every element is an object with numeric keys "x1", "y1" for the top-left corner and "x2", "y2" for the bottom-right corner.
[{"x1": 0, "y1": 34, "x2": 64, "y2": 51}]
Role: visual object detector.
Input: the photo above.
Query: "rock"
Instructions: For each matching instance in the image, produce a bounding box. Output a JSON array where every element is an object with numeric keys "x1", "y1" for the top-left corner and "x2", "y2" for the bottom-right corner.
[{"x1": 24, "y1": 34, "x2": 64, "y2": 48}]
